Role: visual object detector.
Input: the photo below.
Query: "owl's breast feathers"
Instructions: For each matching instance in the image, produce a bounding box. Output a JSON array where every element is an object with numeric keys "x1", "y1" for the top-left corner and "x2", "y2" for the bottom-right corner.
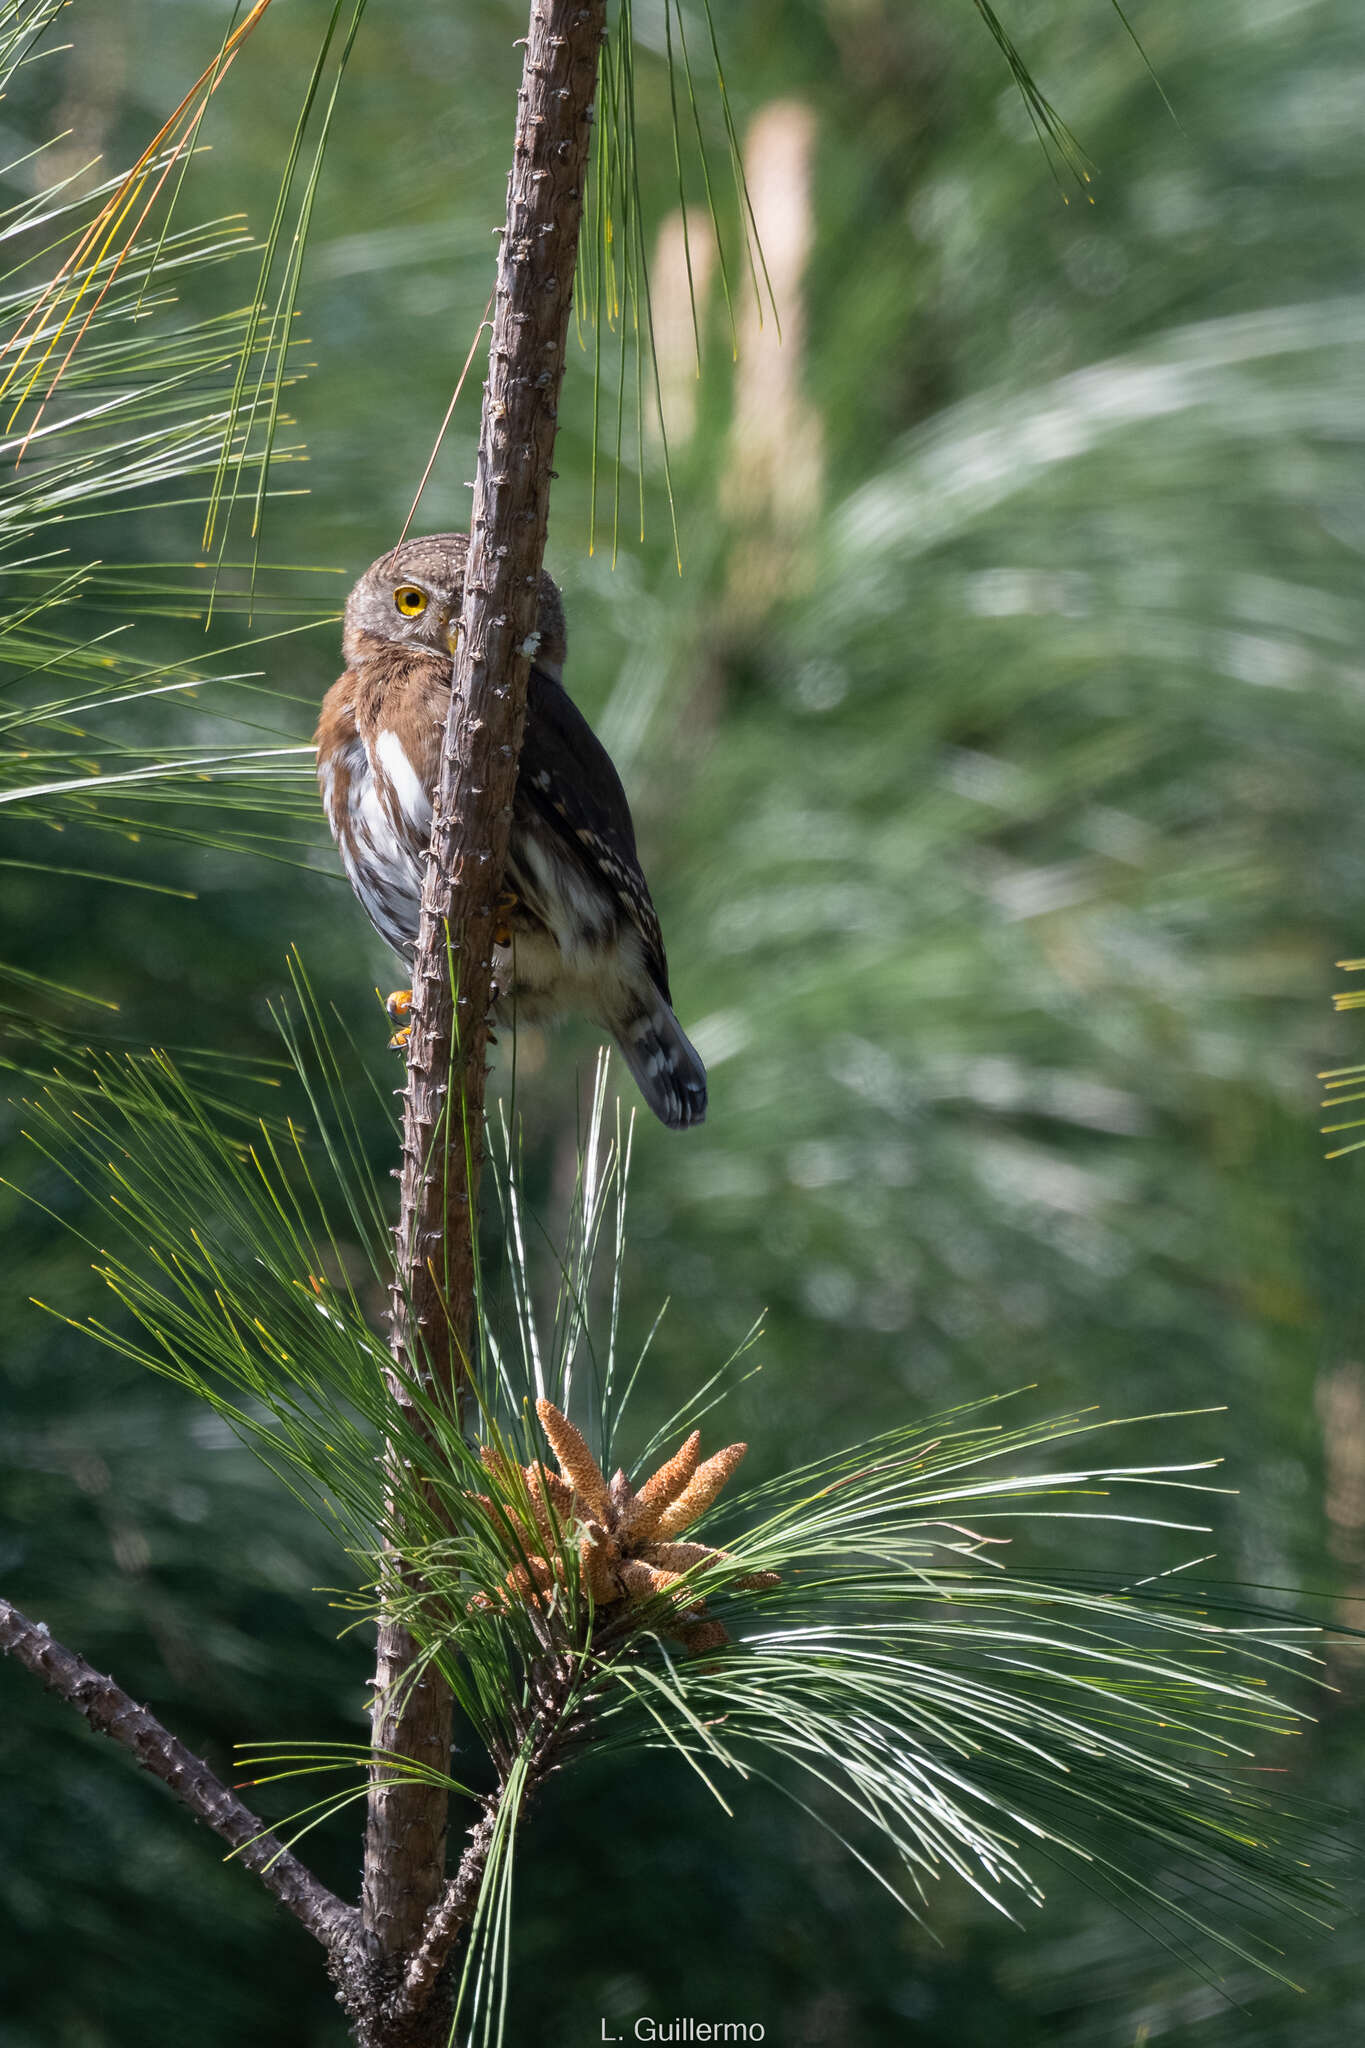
[
  {"x1": 314, "y1": 650, "x2": 671, "y2": 1004},
  {"x1": 315, "y1": 645, "x2": 448, "y2": 960}
]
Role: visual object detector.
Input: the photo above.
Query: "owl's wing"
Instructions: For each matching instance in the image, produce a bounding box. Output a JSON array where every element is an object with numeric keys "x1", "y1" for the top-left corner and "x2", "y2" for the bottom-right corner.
[{"x1": 515, "y1": 665, "x2": 672, "y2": 1001}]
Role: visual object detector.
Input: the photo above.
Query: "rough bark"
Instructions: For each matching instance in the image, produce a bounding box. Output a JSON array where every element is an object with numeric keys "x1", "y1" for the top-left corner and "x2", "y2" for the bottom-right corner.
[
  {"x1": 0, "y1": 1596, "x2": 359, "y2": 1955},
  {"x1": 363, "y1": 0, "x2": 608, "y2": 1986}
]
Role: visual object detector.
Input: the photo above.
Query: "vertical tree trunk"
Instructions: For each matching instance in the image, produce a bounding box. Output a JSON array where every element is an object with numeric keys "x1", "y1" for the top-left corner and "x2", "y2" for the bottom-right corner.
[{"x1": 362, "y1": 0, "x2": 608, "y2": 2003}]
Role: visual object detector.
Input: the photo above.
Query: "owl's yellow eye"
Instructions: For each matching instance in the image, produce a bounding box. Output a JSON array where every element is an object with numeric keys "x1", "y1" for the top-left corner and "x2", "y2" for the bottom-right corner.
[{"x1": 393, "y1": 584, "x2": 428, "y2": 617}]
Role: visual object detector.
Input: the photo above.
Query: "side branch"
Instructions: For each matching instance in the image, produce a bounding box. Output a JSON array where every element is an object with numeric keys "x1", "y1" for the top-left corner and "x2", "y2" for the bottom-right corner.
[
  {"x1": 401, "y1": 1655, "x2": 578, "y2": 2015},
  {"x1": 401, "y1": 1806, "x2": 499, "y2": 2010},
  {"x1": 0, "y1": 1595, "x2": 360, "y2": 1957}
]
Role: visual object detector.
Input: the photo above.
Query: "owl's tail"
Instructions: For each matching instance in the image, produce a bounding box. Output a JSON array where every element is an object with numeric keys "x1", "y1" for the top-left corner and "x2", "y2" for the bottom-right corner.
[{"x1": 612, "y1": 999, "x2": 708, "y2": 1131}]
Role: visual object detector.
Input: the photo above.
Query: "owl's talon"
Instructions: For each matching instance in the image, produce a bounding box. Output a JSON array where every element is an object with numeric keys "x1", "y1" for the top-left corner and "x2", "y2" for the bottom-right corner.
[
  {"x1": 388, "y1": 1025, "x2": 412, "y2": 1051},
  {"x1": 385, "y1": 989, "x2": 413, "y2": 1023}
]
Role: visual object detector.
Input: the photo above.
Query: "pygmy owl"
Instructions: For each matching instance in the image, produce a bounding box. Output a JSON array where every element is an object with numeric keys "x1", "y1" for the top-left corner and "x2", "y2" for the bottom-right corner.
[{"x1": 314, "y1": 532, "x2": 707, "y2": 1129}]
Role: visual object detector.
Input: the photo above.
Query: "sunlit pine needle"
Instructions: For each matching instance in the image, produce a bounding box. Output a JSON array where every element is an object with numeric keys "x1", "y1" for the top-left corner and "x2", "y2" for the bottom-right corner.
[{"x1": 0, "y1": 0, "x2": 276, "y2": 435}]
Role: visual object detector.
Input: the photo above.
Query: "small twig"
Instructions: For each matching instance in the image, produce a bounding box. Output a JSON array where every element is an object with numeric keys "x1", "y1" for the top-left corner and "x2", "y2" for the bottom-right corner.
[
  {"x1": 401, "y1": 1805, "x2": 499, "y2": 2011},
  {"x1": 0, "y1": 1595, "x2": 360, "y2": 1957},
  {"x1": 401, "y1": 1643, "x2": 582, "y2": 2015}
]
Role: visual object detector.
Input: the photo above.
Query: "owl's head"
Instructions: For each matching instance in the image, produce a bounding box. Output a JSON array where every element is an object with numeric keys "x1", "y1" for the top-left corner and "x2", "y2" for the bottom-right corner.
[{"x1": 342, "y1": 530, "x2": 567, "y2": 677}]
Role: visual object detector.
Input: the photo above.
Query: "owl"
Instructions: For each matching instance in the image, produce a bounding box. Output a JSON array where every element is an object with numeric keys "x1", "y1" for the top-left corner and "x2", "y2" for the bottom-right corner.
[{"x1": 314, "y1": 532, "x2": 707, "y2": 1130}]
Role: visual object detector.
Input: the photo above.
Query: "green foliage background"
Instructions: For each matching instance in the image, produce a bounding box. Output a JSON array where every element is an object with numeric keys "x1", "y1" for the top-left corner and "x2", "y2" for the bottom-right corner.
[{"x1": 2, "y1": 0, "x2": 1364, "y2": 2042}]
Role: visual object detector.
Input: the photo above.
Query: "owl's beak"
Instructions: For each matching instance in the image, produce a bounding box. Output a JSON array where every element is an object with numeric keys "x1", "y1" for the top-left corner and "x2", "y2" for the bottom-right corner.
[{"x1": 445, "y1": 620, "x2": 461, "y2": 656}]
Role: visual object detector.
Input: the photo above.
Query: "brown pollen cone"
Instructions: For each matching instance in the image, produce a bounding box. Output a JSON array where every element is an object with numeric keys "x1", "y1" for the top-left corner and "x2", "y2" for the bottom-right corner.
[
  {"x1": 535, "y1": 1398, "x2": 611, "y2": 1519},
  {"x1": 653, "y1": 1443, "x2": 749, "y2": 1541},
  {"x1": 470, "y1": 1405, "x2": 778, "y2": 1651},
  {"x1": 618, "y1": 1430, "x2": 702, "y2": 1545}
]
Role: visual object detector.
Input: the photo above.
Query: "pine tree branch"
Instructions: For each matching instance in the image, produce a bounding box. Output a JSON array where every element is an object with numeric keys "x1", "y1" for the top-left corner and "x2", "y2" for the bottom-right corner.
[
  {"x1": 0, "y1": 1594, "x2": 360, "y2": 1956},
  {"x1": 363, "y1": 0, "x2": 609, "y2": 1965},
  {"x1": 401, "y1": 1641, "x2": 582, "y2": 2014},
  {"x1": 400, "y1": 1805, "x2": 499, "y2": 2011}
]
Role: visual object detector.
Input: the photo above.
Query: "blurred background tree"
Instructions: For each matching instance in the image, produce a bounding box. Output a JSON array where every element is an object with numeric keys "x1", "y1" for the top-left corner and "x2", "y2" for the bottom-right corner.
[{"x1": 2, "y1": 0, "x2": 1363, "y2": 2042}]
